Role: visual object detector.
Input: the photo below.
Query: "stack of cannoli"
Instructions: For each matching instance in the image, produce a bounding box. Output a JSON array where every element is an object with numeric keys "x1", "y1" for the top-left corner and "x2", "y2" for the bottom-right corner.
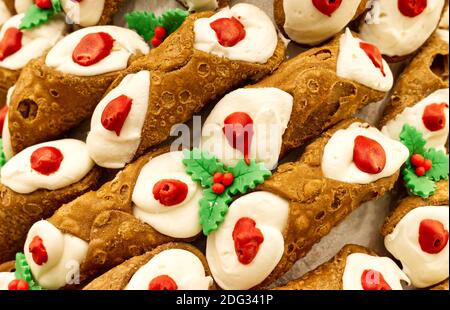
[{"x1": 0, "y1": 0, "x2": 448, "y2": 292}]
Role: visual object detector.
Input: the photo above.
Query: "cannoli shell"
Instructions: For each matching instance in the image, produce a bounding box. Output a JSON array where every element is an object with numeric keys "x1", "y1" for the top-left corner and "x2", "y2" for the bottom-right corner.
[
  {"x1": 273, "y1": 0, "x2": 367, "y2": 45},
  {"x1": 104, "y1": 12, "x2": 285, "y2": 160},
  {"x1": 0, "y1": 67, "x2": 20, "y2": 107},
  {"x1": 0, "y1": 166, "x2": 103, "y2": 263},
  {"x1": 47, "y1": 147, "x2": 196, "y2": 280},
  {"x1": 253, "y1": 34, "x2": 386, "y2": 157},
  {"x1": 8, "y1": 52, "x2": 145, "y2": 154},
  {"x1": 381, "y1": 180, "x2": 449, "y2": 237},
  {"x1": 2, "y1": 0, "x2": 15, "y2": 15},
  {"x1": 256, "y1": 119, "x2": 400, "y2": 289},
  {"x1": 96, "y1": 0, "x2": 126, "y2": 26},
  {"x1": 273, "y1": 244, "x2": 375, "y2": 290},
  {"x1": 380, "y1": 34, "x2": 449, "y2": 128},
  {"x1": 430, "y1": 280, "x2": 449, "y2": 290},
  {"x1": 83, "y1": 243, "x2": 215, "y2": 290},
  {"x1": 0, "y1": 260, "x2": 15, "y2": 273}
]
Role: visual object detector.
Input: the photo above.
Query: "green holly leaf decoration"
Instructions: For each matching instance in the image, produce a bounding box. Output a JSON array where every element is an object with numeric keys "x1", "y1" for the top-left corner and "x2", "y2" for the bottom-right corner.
[
  {"x1": 0, "y1": 139, "x2": 6, "y2": 168},
  {"x1": 183, "y1": 148, "x2": 225, "y2": 187},
  {"x1": 159, "y1": 9, "x2": 190, "y2": 34},
  {"x1": 125, "y1": 11, "x2": 159, "y2": 42},
  {"x1": 126, "y1": 9, "x2": 189, "y2": 46},
  {"x1": 199, "y1": 189, "x2": 232, "y2": 235},
  {"x1": 19, "y1": 4, "x2": 54, "y2": 30},
  {"x1": 403, "y1": 168, "x2": 436, "y2": 198},
  {"x1": 399, "y1": 124, "x2": 426, "y2": 159},
  {"x1": 227, "y1": 160, "x2": 272, "y2": 195},
  {"x1": 15, "y1": 252, "x2": 43, "y2": 290},
  {"x1": 424, "y1": 148, "x2": 449, "y2": 181},
  {"x1": 51, "y1": 0, "x2": 62, "y2": 14}
]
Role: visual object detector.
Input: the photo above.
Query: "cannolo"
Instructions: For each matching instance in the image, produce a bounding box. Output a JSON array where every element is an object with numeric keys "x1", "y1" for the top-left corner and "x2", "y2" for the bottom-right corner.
[
  {"x1": 83, "y1": 243, "x2": 214, "y2": 290},
  {"x1": 0, "y1": 138, "x2": 102, "y2": 263},
  {"x1": 430, "y1": 280, "x2": 449, "y2": 290},
  {"x1": 273, "y1": 244, "x2": 410, "y2": 290},
  {"x1": 200, "y1": 28, "x2": 393, "y2": 169},
  {"x1": 274, "y1": 0, "x2": 367, "y2": 46},
  {"x1": 0, "y1": 13, "x2": 66, "y2": 104},
  {"x1": 7, "y1": 25, "x2": 149, "y2": 154},
  {"x1": 86, "y1": 3, "x2": 285, "y2": 168},
  {"x1": 359, "y1": 0, "x2": 447, "y2": 60},
  {"x1": 205, "y1": 119, "x2": 409, "y2": 290},
  {"x1": 178, "y1": 0, "x2": 229, "y2": 12},
  {"x1": 381, "y1": 181, "x2": 449, "y2": 288}
]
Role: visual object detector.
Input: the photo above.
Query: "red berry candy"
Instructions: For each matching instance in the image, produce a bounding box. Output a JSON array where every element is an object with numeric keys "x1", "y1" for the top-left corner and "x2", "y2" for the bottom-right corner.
[
  {"x1": 422, "y1": 103, "x2": 447, "y2": 132},
  {"x1": 35, "y1": 0, "x2": 52, "y2": 9},
  {"x1": 418, "y1": 219, "x2": 449, "y2": 254},
  {"x1": 0, "y1": 105, "x2": 8, "y2": 136},
  {"x1": 398, "y1": 0, "x2": 427, "y2": 17},
  {"x1": 213, "y1": 172, "x2": 224, "y2": 184},
  {"x1": 353, "y1": 135, "x2": 387, "y2": 174},
  {"x1": 415, "y1": 166, "x2": 426, "y2": 177},
  {"x1": 0, "y1": 27, "x2": 23, "y2": 61},
  {"x1": 30, "y1": 146, "x2": 64, "y2": 176},
  {"x1": 312, "y1": 0, "x2": 343, "y2": 16},
  {"x1": 29, "y1": 236, "x2": 48, "y2": 266},
  {"x1": 232, "y1": 217, "x2": 264, "y2": 265},
  {"x1": 101, "y1": 95, "x2": 133, "y2": 136},
  {"x1": 8, "y1": 279, "x2": 29, "y2": 291},
  {"x1": 154, "y1": 26, "x2": 167, "y2": 40},
  {"x1": 148, "y1": 275, "x2": 178, "y2": 290},
  {"x1": 153, "y1": 179, "x2": 188, "y2": 206},
  {"x1": 72, "y1": 32, "x2": 114, "y2": 66},
  {"x1": 151, "y1": 36, "x2": 163, "y2": 48},
  {"x1": 361, "y1": 269, "x2": 392, "y2": 290},
  {"x1": 222, "y1": 112, "x2": 254, "y2": 165},
  {"x1": 423, "y1": 159, "x2": 433, "y2": 171},
  {"x1": 410, "y1": 154, "x2": 425, "y2": 167},
  {"x1": 222, "y1": 172, "x2": 234, "y2": 187},
  {"x1": 211, "y1": 183, "x2": 225, "y2": 195},
  {"x1": 359, "y1": 42, "x2": 386, "y2": 77},
  {"x1": 210, "y1": 17, "x2": 246, "y2": 47}
]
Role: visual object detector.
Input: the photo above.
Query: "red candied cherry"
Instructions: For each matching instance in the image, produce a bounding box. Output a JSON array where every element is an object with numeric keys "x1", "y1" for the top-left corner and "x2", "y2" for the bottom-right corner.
[
  {"x1": 210, "y1": 17, "x2": 246, "y2": 47},
  {"x1": 232, "y1": 217, "x2": 264, "y2": 265},
  {"x1": 398, "y1": 0, "x2": 427, "y2": 17},
  {"x1": 353, "y1": 135, "x2": 387, "y2": 174},
  {"x1": 419, "y1": 219, "x2": 449, "y2": 254},
  {"x1": 361, "y1": 269, "x2": 392, "y2": 290},
  {"x1": 154, "y1": 26, "x2": 167, "y2": 40},
  {"x1": 411, "y1": 154, "x2": 425, "y2": 167},
  {"x1": 153, "y1": 179, "x2": 188, "y2": 206},
  {"x1": 415, "y1": 166, "x2": 426, "y2": 177},
  {"x1": 101, "y1": 95, "x2": 133, "y2": 136},
  {"x1": 423, "y1": 159, "x2": 432, "y2": 171},
  {"x1": 211, "y1": 182, "x2": 225, "y2": 195},
  {"x1": 222, "y1": 172, "x2": 234, "y2": 187},
  {"x1": 8, "y1": 279, "x2": 29, "y2": 290},
  {"x1": 0, "y1": 105, "x2": 8, "y2": 135},
  {"x1": 148, "y1": 275, "x2": 178, "y2": 290},
  {"x1": 213, "y1": 172, "x2": 224, "y2": 184},
  {"x1": 312, "y1": 0, "x2": 343, "y2": 17},
  {"x1": 29, "y1": 236, "x2": 48, "y2": 266},
  {"x1": 222, "y1": 112, "x2": 254, "y2": 165},
  {"x1": 72, "y1": 32, "x2": 114, "y2": 66},
  {"x1": 0, "y1": 27, "x2": 23, "y2": 61},
  {"x1": 35, "y1": 0, "x2": 52, "y2": 9},
  {"x1": 151, "y1": 36, "x2": 163, "y2": 48},
  {"x1": 422, "y1": 103, "x2": 448, "y2": 132},
  {"x1": 359, "y1": 42, "x2": 386, "y2": 77},
  {"x1": 30, "y1": 146, "x2": 64, "y2": 176}
]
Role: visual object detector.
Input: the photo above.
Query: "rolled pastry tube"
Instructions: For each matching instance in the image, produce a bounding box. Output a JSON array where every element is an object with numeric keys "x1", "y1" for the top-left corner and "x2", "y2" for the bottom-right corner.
[
  {"x1": 274, "y1": 0, "x2": 367, "y2": 46},
  {"x1": 86, "y1": 3, "x2": 285, "y2": 169},
  {"x1": 0, "y1": 139, "x2": 103, "y2": 263},
  {"x1": 382, "y1": 180, "x2": 449, "y2": 288},
  {"x1": 7, "y1": 25, "x2": 149, "y2": 154},
  {"x1": 273, "y1": 244, "x2": 410, "y2": 290},
  {"x1": 359, "y1": 0, "x2": 447, "y2": 61},
  {"x1": 84, "y1": 243, "x2": 215, "y2": 290},
  {"x1": 206, "y1": 119, "x2": 409, "y2": 289},
  {"x1": 178, "y1": 0, "x2": 230, "y2": 12}
]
